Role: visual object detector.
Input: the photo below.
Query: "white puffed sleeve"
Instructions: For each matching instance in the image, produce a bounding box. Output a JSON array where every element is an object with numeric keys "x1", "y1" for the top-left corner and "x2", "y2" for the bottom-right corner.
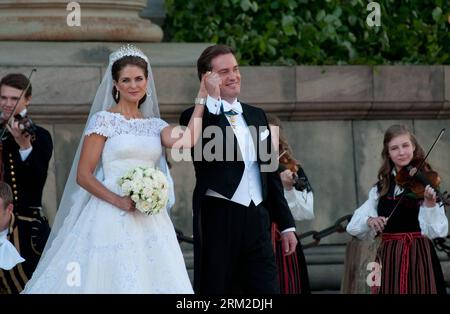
[
  {"x1": 84, "y1": 111, "x2": 113, "y2": 137},
  {"x1": 346, "y1": 186, "x2": 379, "y2": 240},
  {"x1": 419, "y1": 203, "x2": 448, "y2": 239},
  {"x1": 155, "y1": 118, "x2": 169, "y2": 133},
  {"x1": 284, "y1": 189, "x2": 314, "y2": 221}
]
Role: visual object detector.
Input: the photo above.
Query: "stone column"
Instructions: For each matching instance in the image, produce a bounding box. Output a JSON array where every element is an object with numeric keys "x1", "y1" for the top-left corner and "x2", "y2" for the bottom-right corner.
[
  {"x1": 140, "y1": 0, "x2": 166, "y2": 27},
  {"x1": 0, "y1": 0, "x2": 163, "y2": 42}
]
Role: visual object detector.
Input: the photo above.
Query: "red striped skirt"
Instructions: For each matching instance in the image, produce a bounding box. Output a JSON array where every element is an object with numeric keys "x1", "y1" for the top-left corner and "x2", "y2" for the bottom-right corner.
[
  {"x1": 271, "y1": 223, "x2": 310, "y2": 294},
  {"x1": 372, "y1": 232, "x2": 442, "y2": 294}
]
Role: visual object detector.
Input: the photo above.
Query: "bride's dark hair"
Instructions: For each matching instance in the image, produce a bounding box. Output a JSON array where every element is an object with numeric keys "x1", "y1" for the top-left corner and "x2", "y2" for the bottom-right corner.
[{"x1": 111, "y1": 56, "x2": 149, "y2": 106}]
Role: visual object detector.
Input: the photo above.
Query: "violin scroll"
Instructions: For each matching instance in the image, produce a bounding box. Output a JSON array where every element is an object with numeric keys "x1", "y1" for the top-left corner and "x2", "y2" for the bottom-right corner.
[
  {"x1": 14, "y1": 113, "x2": 37, "y2": 139},
  {"x1": 278, "y1": 151, "x2": 307, "y2": 191},
  {"x1": 0, "y1": 113, "x2": 37, "y2": 140}
]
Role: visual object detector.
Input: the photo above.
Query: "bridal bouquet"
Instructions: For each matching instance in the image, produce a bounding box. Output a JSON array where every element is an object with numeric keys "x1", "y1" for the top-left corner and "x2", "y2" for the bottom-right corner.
[{"x1": 117, "y1": 166, "x2": 169, "y2": 215}]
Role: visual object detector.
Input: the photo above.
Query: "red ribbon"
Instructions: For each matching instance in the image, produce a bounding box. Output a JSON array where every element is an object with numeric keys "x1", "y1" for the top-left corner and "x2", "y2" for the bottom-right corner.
[{"x1": 382, "y1": 232, "x2": 423, "y2": 294}]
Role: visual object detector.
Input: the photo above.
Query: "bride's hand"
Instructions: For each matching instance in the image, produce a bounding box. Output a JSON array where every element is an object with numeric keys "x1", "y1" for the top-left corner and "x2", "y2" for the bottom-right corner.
[
  {"x1": 197, "y1": 72, "x2": 208, "y2": 99},
  {"x1": 115, "y1": 196, "x2": 137, "y2": 213}
]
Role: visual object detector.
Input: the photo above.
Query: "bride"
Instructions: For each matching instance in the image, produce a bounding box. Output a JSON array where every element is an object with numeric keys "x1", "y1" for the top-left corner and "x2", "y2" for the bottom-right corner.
[{"x1": 23, "y1": 45, "x2": 205, "y2": 293}]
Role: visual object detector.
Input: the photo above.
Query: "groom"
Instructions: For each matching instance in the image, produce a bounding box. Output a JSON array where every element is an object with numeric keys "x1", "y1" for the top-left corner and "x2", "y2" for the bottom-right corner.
[{"x1": 180, "y1": 44, "x2": 297, "y2": 294}]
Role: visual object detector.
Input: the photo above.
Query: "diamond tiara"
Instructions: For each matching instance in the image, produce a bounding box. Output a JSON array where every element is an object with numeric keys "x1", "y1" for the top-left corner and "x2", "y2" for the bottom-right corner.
[{"x1": 109, "y1": 44, "x2": 149, "y2": 65}]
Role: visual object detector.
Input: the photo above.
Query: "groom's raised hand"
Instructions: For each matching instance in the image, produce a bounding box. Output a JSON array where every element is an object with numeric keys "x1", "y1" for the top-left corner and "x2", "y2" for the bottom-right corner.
[{"x1": 203, "y1": 71, "x2": 221, "y2": 99}]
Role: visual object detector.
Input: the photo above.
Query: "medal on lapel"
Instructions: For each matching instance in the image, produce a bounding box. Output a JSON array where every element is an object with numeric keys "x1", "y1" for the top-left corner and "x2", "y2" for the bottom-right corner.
[
  {"x1": 228, "y1": 112, "x2": 238, "y2": 128},
  {"x1": 225, "y1": 110, "x2": 238, "y2": 129},
  {"x1": 221, "y1": 102, "x2": 239, "y2": 129}
]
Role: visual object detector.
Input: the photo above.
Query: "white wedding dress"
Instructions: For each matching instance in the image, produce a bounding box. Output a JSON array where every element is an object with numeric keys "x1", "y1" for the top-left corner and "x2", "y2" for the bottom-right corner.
[{"x1": 23, "y1": 111, "x2": 193, "y2": 293}]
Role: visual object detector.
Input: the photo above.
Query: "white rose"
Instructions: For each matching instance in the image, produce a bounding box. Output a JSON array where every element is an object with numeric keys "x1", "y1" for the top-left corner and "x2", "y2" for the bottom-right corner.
[
  {"x1": 143, "y1": 167, "x2": 154, "y2": 177},
  {"x1": 133, "y1": 168, "x2": 144, "y2": 180},
  {"x1": 124, "y1": 169, "x2": 134, "y2": 179},
  {"x1": 121, "y1": 180, "x2": 133, "y2": 195},
  {"x1": 142, "y1": 177, "x2": 154, "y2": 189},
  {"x1": 142, "y1": 187, "x2": 153, "y2": 200},
  {"x1": 137, "y1": 200, "x2": 151, "y2": 215},
  {"x1": 131, "y1": 180, "x2": 144, "y2": 193},
  {"x1": 154, "y1": 172, "x2": 168, "y2": 184},
  {"x1": 131, "y1": 193, "x2": 140, "y2": 203}
]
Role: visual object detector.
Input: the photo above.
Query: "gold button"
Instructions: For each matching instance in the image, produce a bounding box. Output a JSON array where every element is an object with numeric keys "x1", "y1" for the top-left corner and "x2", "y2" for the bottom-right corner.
[
  {"x1": 14, "y1": 196, "x2": 18, "y2": 201},
  {"x1": 9, "y1": 159, "x2": 13, "y2": 163},
  {"x1": 10, "y1": 165, "x2": 14, "y2": 170},
  {"x1": 12, "y1": 184, "x2": 17, "y2": 188},
  {"x1": 11, "y1": 178, "x2": 16, "y2": 182},
  {"x1": 13, "y1": 190, "x2": 18, "y2": 195},
  {"x1": 8, "y1": 153, "x2": 12, "y2": 157},
  {"x1": 11, "y1": 171, "x2": 14, "y2": 176}
]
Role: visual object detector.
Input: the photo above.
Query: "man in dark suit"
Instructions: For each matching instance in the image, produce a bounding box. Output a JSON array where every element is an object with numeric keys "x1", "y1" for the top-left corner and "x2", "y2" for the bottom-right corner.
[
  {"x1": 180, "y1": 44, "x2": 297, "y2": 294},
  {"x1": 0, "y1": 182, "x2": 50, "y2": 293},
  {"x1": 0, "y1": 73, "x2": 52, "y2": 275}
]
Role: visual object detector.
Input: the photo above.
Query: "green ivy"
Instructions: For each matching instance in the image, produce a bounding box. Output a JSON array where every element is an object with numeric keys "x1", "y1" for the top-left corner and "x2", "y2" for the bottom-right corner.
[{"x1": 164, "y1": 0, "x2": 450, "y2": 65}]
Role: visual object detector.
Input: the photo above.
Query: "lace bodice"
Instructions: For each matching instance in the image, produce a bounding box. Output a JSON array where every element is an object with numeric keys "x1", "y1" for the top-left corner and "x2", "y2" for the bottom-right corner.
[
  {"x1": 85, "y1": 111, "x2": 168, "y2": 138},
  {"x1": 84, "y1": 111, "x2": 169, "y2": 183}
]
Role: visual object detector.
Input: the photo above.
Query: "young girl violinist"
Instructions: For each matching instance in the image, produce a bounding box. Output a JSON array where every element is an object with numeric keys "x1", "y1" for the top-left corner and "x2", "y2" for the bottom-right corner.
[{"x1": 346, "y1": 124, "x2": 448, "y2": 294}]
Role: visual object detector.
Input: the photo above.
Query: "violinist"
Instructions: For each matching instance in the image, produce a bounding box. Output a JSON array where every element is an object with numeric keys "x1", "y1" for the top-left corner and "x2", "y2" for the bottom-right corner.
[
  {"x1": 0, "y1": 73, "x2": 52, "y2": 293},
  {"x1": 268, "y1": 115, "x2": 314, "y2": 294},
  {"x1": 346, "y1": 124, "x2": 448, "y2": 294}
]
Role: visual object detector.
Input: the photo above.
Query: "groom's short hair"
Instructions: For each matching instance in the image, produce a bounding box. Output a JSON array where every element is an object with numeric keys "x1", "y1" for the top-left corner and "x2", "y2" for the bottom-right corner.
[{"x1": 197, "y1": 44, "x2": 235, "y2": 81}]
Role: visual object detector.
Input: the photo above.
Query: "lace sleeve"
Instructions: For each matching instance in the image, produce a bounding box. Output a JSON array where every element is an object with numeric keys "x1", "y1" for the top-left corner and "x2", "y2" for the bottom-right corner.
[
  {"x1": 84, "y1": 111, "x2": 112, "y2": 137},
  {"x1": 155, "y1": 118, "x2": 169, "y2": 133}
]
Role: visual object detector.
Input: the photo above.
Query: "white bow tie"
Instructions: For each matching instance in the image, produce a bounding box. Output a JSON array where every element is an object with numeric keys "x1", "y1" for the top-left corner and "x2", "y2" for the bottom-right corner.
[
  {"x1": 0, "y1": 229, "x2": 25, "y2": 270},
  {"x1": 222, "y1": 100, "x2": 243, "y2": 114}
]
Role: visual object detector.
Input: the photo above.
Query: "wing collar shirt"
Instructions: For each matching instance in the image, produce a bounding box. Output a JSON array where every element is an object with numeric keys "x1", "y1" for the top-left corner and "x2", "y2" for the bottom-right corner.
[{"x1": 205, "y1": 96, "x2": 263, "y2": 207}]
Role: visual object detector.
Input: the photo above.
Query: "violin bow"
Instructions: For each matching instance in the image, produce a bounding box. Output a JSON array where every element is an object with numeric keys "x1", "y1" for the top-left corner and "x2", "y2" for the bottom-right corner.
[
  {"x1": 387, "y1": 128, "x2": 446, "y2": 221},
  {"x1": 412, "y1": 128, "x2": 445, "y2": 176},
  {"x1": 0, "y1": 69, "x2": 36, "y2": 140},
  {"x1": 278, "y1": 150, "x2": 287, "y2": 161}
]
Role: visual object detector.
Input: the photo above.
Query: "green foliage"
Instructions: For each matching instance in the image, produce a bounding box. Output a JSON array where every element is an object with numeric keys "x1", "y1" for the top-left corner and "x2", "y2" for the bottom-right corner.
[{"x1": 164, "y1": 0, "x2": 450, "y2": 65}]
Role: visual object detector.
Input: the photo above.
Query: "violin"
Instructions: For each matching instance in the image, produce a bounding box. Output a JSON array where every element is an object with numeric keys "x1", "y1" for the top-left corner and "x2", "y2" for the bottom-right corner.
[
  {"x1": 278, "y1": 150, "x2": 307, "y2": 191},
  {"x1": 385, "y1": 128, "x2": 448, "y2": 221},
  {"x1": 0, "y1": 112, "x2": 37, "y2": 140},
  {"x1": 395, "y1": 157, "x2": 450, "y2": 207}
]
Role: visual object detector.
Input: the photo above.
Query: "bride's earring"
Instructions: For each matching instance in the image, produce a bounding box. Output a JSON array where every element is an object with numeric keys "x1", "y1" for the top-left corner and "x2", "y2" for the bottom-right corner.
[
  {"x1": 146, "y1": 90, "x2": 151, "y2": 97},
  {"x1": 116, "y1": 89, "x2": 120, "y2": 99}
]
